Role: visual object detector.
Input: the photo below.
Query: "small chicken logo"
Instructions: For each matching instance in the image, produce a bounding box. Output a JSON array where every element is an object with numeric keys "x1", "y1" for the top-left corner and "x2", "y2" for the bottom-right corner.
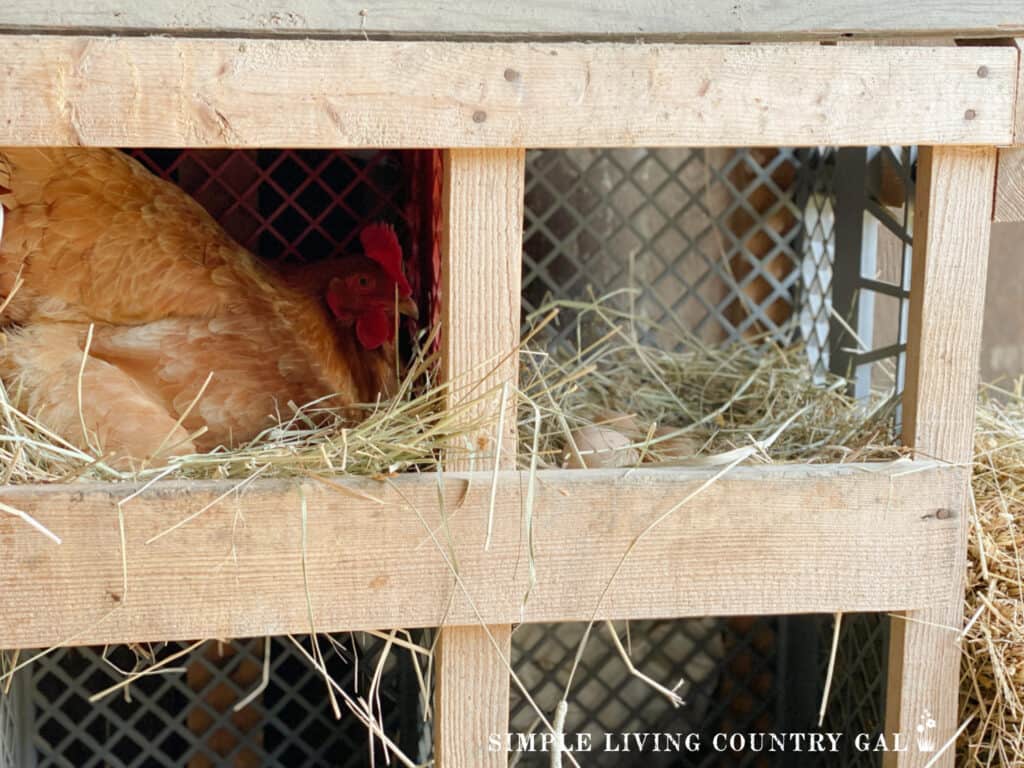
[{"x1": 915, "y1": 709, "x2": 937, "y2": 753}]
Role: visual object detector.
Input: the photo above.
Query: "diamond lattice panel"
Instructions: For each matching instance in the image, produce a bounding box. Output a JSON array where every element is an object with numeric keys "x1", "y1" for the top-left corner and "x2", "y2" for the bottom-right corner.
[
  {"x1": 510, "y1": 618, "x2": 793, "y2": 768},
  {"x1": 523, "y1": 148, "x2": 807, "y2": 351},
  {"x1": 24, "y1": 637, "x2": 407, "y2": 768},
  {"x1": 127, "y1": 150, "x2": 411, "y2": 265}
]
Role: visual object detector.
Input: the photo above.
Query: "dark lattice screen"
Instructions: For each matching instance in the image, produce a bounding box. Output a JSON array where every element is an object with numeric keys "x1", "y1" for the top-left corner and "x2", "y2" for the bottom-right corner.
[{"x1": 12, "y1": 637, "x2": 411, "y2": 768}]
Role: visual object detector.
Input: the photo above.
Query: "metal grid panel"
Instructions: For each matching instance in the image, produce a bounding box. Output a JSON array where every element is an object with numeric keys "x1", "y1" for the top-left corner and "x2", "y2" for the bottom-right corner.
[
  {"x1": 523, "y1": 148, "x2": 808, "y2": 350},
  {"x1": 830, "y1": 147, "x2": 914, "y2": 404},
  {"x1": 816, "y1": 615, "x2": 890, "y2": 768},
  {"x1": 799, "y1": 151, "x2": 838, "y2": 382},
  {"x1": 123, "y1": 148, "x2": 441, "y2": 331},
  {"x1": 18, "y1": 637, "x2": 408, "y2": 768},
  {"x1": 510, "y1": 620, "x2": 725, "y2": 768},
  {"x1": 127, "y1": 150, "x2": 406, "y2": 264}
]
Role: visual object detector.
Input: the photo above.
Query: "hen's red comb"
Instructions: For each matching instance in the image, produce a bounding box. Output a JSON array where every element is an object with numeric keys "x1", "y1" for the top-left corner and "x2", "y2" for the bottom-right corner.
[{"x1": 360, "y1": 222, "x2": 411, "y2": 297}]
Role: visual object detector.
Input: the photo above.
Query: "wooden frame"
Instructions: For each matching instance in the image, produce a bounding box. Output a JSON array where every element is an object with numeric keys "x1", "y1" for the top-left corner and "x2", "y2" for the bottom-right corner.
[
  {"x1": 1, "y1": 462, "x2": 964, "y2": 649},
  {"x1": 883, "y1": 147, "x2": 997, "y2": 768},
  {"x1": 0, "y1": 27, "x2": 1015, "y2": 768},
  {"x1": 0, "y1": 37, "x2": 1016, "y2": 148}
]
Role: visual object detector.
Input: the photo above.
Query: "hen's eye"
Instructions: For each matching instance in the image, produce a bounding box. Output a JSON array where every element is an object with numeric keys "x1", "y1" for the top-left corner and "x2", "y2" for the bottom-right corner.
[{"x1": 358, "y1": 276, "x2": 369, "y2": 288}]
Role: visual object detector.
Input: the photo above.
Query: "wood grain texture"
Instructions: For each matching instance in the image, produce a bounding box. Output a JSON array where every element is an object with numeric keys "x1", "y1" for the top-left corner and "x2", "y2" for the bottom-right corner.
[
  {"x1": 994, "y1": 147, "x2": 1024, "y2": 221},
  {"x1": 994, "y1": 42, "x2": 1024, "y2": 217},
  {"x1": 434, "y1": 149, "x2": 524, "y2": 768},
  {"x1": 884, "y1": 147, "x2": 996, "y2": 768},
  {"x1": 0, "y1": 1, "x2": 1021, "y2": 39},
  {"x1": 0, "y1": 36, "x2": 1015, "y2": 148},
  {"x1": 0, "y1": 463, "x2": 963, "y2": 650},
  {"x1": 439, "y1": 148, "x2": 524, "y2": 449}
]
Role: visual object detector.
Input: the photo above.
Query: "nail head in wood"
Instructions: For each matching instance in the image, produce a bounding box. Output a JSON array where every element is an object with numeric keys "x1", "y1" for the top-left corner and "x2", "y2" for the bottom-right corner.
[
  {"x1": 504, "y1": 68, "x2": 520, "y2": 82},
  {"x1": 472, "y1": 110, "x2": 487, "y2": 123},
  {"x1": 977, "y1": 65, "x2": 989, "y2": 78},
  {"x1": 965, "y1": 108, "x2": 978, "y2": 120}
]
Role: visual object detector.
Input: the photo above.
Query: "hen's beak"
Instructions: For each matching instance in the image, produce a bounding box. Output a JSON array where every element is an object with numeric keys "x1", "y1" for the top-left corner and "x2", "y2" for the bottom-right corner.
[{"x1": 397, "y1": 296, "x2": 419, "y2": 320}]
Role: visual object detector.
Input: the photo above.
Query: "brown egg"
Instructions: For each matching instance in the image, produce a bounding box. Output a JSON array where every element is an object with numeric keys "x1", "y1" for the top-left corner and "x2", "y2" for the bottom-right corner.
[
  {"x1": 565, "y1": 425, "x2": 639, "y2": 469},
  {"x1": 650, "y1": 426, "x2": 700, "y2": 461},
  {"x1": 593, "y1": 409, "x2": 641, "y2": 435}
]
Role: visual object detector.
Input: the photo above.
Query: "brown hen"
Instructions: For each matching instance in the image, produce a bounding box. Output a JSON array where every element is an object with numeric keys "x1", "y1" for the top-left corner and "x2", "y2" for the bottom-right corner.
[{"x1": 0, "y1": 147, "x2": 416, "y2": 464}]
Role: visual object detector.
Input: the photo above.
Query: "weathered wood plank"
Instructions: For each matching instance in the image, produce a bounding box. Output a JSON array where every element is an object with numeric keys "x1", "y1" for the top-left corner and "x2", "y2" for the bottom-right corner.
[
  {"x1": 0, "y1": 37, "x2": 1014, "y2": 148},
  {"x1": 0, "y1": 463, "x2": 963, "y2": 650},
  {"x1": 885, "y1": 147, "x2": 996, "y2": 768},
  {"x1": 0, "y1": 1, "x2": 1021, "y2": 40},
  {"x1": 993, "y1": 41, "x2": 1024, "y2": 220},
  {"x1": 434, "y1": 149, "x2": 523, "y2": 767},
  {"x1": 995, "y1": 147, "x2": 1024, "y2": 221}
]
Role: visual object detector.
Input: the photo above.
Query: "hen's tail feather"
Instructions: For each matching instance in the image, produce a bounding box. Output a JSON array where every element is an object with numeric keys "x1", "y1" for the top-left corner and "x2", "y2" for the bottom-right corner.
[{"x1": 1, "y1": 323, "x2": 196, "y2": 466}]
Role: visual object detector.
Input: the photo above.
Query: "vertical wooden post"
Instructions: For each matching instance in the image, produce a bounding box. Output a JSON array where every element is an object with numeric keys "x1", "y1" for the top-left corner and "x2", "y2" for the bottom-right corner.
[
  {"x1": 435, "y1": 148, "x2": 525, "y2": 767},
  {"x1": 884, "y1": 146, "x2": 996, "y2": 768}
]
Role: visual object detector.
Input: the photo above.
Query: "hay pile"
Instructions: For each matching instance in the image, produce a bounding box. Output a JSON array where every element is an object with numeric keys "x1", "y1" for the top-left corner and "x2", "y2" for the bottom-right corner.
[
  {"x1": 0, "y1": 297, "x2": 900, "y2": 485},
  {"x1": 518, "y1": 298, "x2": 899, "y2": 468},
  {"x1": 960, "y1": 384, "x2": 1024, "y2": 767}
]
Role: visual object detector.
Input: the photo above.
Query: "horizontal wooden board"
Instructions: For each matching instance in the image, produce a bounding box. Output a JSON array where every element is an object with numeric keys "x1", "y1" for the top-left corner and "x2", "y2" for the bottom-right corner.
[
  {"x1": 0, "y1": 462, "x2": 964, "y2": 649},
  {"x1": 0, "y1": 1, "x2": 1021, "y2": 40},
  {"x1": 0, "y1": 37, "x2": 1015, "y2": 148}
]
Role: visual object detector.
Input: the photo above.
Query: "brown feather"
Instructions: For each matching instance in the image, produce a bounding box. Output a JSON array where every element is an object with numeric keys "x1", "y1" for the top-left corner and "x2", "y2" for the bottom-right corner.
[{"x1": 0, "y1": 147, "x2": 401, "y2": 460}]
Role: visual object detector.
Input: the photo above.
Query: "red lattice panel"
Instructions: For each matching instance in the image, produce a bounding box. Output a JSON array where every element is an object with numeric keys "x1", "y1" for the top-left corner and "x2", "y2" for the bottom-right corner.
[{"x1": 125, "y1": 149, "x2": 441, "y2": 328}]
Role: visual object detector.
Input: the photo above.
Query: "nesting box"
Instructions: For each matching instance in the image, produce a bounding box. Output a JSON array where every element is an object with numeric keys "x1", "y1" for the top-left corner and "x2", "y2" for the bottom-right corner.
[{"x1": 0, "y1": 7, "x2": 1022, "y2": 768}]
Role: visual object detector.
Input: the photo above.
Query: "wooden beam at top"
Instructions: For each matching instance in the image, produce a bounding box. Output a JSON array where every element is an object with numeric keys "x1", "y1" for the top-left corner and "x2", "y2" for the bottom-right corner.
[
  {"x1": 0, "y1": 37, "x2": 1015, "y2": 148},
  {"x1": 0, "y1": 1, "x2": 1021, "y2": 41},
  {"x1": 0, "y1": 462, "x2": 964, "y2": 650}
]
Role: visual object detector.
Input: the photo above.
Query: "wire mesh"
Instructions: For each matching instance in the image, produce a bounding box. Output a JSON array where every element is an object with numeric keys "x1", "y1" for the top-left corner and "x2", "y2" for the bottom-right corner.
[
  {"x1": 799, "y1": 151, "x2": 838, "y2": 382},
  {"x1": 19, "y1": 637, "x2": 413, "y2": 768},
  {"x1": 815, "y1": 615, "x2": 890, "y2": 768},
  {"x1": 523, "y1": 148, "x2": 808, "y2": 350},
  {"x1": 127, "y1": 150, "x2": 404, "y2": 264},
  {"x1": 509, "y1": 620, "x2": 725, "y2": 768}
]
